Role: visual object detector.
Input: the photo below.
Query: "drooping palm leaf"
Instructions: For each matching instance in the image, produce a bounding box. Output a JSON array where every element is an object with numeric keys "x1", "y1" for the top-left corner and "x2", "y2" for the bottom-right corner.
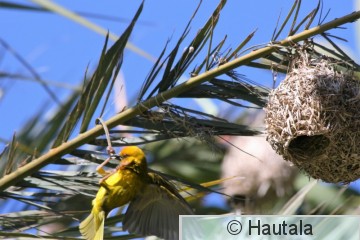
[
  {"x1": 122, "y1": 104, "x2": 261, "y2": 141},
  {"x1": 0, "y1": 90, "x2": 81, "y2": 180},
  {"x1": 29, "y1": 0, "x2": 154, "y2": 62},
  {"x1": 0, "y1": 1, "x2": 151, "y2": 24},
  {"x1": 53, "y1": 2, "x2": 144, "y2": 146}
]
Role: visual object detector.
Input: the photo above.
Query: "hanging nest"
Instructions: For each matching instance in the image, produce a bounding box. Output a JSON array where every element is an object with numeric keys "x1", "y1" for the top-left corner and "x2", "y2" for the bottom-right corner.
[{"x1": 265, "y1": 49, "x2": 360, "y2": 183}]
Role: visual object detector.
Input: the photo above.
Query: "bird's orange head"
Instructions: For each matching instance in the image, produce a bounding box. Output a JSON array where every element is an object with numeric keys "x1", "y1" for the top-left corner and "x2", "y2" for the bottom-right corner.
[{"x1": 119, "y1": 146, "x2": 147, "y2": 173}]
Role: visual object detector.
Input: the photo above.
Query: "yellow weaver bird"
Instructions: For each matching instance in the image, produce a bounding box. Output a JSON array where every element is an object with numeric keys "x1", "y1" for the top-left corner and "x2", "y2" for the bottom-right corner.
[{"x1": 79, "y1": 146, "x2": 193, "y2": 240}]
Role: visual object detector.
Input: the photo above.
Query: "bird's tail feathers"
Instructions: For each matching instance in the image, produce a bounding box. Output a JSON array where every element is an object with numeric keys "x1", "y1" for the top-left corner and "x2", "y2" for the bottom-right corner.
[{"x1": 79, "y1": 211, "x2": 105, "y2": 240}]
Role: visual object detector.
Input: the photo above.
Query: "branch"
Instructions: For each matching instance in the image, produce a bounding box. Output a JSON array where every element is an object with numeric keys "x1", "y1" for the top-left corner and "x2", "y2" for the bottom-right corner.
[{"x1": 1, "y1": 10, "x2": 359, "y2": 192}]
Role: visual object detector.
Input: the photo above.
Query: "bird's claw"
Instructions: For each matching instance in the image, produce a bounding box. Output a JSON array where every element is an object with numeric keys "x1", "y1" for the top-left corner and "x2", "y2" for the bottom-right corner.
[{"x1": 107, "y1": 146, "x2": 115, "y2": 156}]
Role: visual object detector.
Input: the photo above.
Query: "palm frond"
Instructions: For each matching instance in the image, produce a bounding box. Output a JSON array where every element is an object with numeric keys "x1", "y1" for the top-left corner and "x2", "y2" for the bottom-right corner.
[
  {"x1": 54, "y1": 2, "x2": 143, "y2": 146},
  {"x1": 0, "y1": 1, "x2": 151, "y2": 24},
  {"x1": 1, "y1": 1, "x2": 360, "y2": 239},
  {"x1": 139, "y1": 0, "x2": 227, "y2": 100}
]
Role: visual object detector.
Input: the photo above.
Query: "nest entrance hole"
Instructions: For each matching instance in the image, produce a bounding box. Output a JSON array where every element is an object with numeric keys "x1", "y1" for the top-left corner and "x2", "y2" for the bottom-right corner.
[{"x1": 288, "y1": 135, "x2": 330, "y2": 161}]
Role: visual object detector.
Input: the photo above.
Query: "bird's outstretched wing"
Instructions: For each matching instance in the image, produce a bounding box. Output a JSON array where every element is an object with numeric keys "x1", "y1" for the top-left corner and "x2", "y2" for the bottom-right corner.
[{"x1": 123, "y1": 172, "x2": 193, "y2": 240}]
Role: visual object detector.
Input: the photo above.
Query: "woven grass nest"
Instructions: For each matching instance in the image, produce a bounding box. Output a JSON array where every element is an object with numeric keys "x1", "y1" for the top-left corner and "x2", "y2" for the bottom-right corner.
[{"x1": 265, "y1": 50, "x2": 360, "y2": 183}]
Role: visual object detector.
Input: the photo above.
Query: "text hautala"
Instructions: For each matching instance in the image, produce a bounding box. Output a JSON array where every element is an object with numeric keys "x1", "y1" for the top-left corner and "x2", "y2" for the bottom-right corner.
[{"x1": 248, "y1": 220, "x2": 313, "y2": 236}]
